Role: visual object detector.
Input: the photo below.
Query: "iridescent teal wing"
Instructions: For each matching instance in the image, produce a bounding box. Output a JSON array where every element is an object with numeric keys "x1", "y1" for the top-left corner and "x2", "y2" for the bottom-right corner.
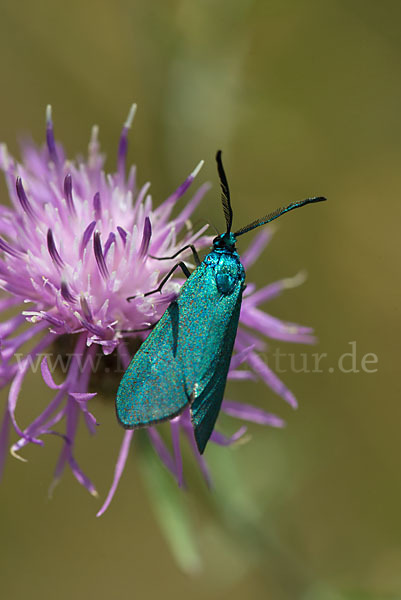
[
  {"x1": 116, "y1": 262, "x2": 220, "y2": 428},
  {"x1": 189, "y1": 290, "x2": 242, "y2": 453},
  {"x1": 116, "y1": 256, "x2": 244, "y2": 453},
  {"x1": 175, "y1": 259, "x2": 244, "y2": 453},
  {"x1": 116, "y1": 301, "x2": 188, "y2": 427}
]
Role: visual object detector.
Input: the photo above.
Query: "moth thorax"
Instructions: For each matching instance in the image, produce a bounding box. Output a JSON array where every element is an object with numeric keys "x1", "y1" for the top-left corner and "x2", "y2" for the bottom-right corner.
[{"x1": 214, "y1": 253, "x2": 241, "y2": 295}]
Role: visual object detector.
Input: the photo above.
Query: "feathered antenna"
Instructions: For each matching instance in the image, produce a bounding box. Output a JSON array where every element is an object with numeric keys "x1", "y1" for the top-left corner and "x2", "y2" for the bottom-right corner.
[
  {"x1": 234, "y1": 196, "x2": 327, "y2": 237},
  {"x1": 216, "y1": 150, "x2": 233, "y2": 233}
]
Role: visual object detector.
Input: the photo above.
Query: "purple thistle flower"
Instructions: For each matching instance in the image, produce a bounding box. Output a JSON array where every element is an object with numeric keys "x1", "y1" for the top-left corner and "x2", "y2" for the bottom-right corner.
[{"x1": 0, "y1": 106, "x2": 316, "y2": 514}]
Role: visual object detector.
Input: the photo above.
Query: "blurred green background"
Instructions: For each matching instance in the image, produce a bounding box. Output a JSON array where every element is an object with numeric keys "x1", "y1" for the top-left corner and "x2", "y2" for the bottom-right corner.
[{"x1": 0, "y1": 1, "x2": 400, "y2": 598}]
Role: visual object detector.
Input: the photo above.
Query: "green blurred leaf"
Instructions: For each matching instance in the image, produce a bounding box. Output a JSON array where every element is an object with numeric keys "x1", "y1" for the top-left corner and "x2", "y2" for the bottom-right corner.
[{"x1": 138, "y1": 432, "x2": 201, "y2": 574}]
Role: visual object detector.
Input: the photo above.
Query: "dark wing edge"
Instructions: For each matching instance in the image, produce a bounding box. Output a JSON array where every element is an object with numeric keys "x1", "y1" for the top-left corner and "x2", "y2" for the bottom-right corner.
[
  {"x1": 190, "y1": 370, "x2": 226, "y2": 453},
  {"x1": 190, "y1": 292, "x2": 242, "y2": 453}
]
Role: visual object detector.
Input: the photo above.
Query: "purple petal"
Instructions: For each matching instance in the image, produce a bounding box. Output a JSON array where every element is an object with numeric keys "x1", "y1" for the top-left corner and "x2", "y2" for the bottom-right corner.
[
  {"x1": 69, "y1": 392, "x2": 98, "y2": 434},
  {"x1": 118, "y1": 135, "x2": 128, "y2": 181},
  {"x1": 157, "y1": 161, "x2": 204, "y2": 223},
  {"x1": 80, "y1": 221, "x2": 96, "y2": 258},
  {"x1": 240, "y1": 306, "x2": 315, "y2": 344},
  {"x1": 24, "y1": 336, "x2": 86, "y2": 459},
  {"x1": 41, "y1": 356, "x2": 63, "y2": 390},
  {"x1": 93, "y1": 192, "x2": 102, "y2": 221},
  {"x1": 241, "y1": 229, "x2": 273, "y2": 269},
  {"x1": 103, "y1": 232, "x2": 116, "y2": 259},
  {"x1": 60, "y1": 281, "x2": 76, "y2": 303},
  {"x1": 245, "y1": 272, "x2": 307, "y2": 307},
  {"x1": 76, "y1": 343, "x2": 96, "y2": 389},
  {"x1": 0, "y1": 236, "x2": 23, "y2": 258},
  {"x1": 68, "y1": 453, "x2": 98, "y2": 497},
  {"x1": 11, "y1": 388, "x2": 67, "y2": 455},
  {"x1": 46, "y1": 105, "x2": 59, "y2": 165},
  {"x1": 147, "y1": 427, "x2": 177, "y2": 481},
  {"x1": 16, "y1": 177, "x2": 36, "y2": 219},
  {"x1": 210, "y1": 426, "x2": 248, "y2": 446},
  {"x1": 133, "y1": 181, "x2": 151, "y2": 215},
  {"x1": 0, "y1": 364, "x2": 18, "y2": 391},
  {"x1": 36, "y1": 405, "x2": 67, "y2": 432},
  {"x1": 80, "y1": 296, "x2": 92, "y2": 321},
  {"x1": 117, "y1": 341, "x2": 132, "y2": 370},
  {"x1": 47, "y1": 229, "x2": 64, "y2": 269},
  {"x1": 242, "y1": 283, "x2": 256, "y2": 297},
  {"x1": 49, "y1": 338, "x2": 87, "y2": 490},
  {"x1": 245, "y1": 281, "x2": 284, "y2": 306},
  {"x1": 235, "y1": 328, "x2": 266, "y2": 352},
  {"x1": 97, "y1": 429, "x2": 134, "y2": 517},
  {"x1": 127, "y1": 164, "x2": 136, "y2": 192},
  {"x1": 79, "y1": 318, "x2": 105, "y2": 337},
  {"x1": 167, "y1": 170, "x2": 197, "y2": 203},
  {"x1": 82, "y1": 411, "x2": 98, "y2": 435},
  {"x1": 117, "y1": 226, "x2": 127, "y2": 246},
  {"x1": 63, "y1": 174, "x2": 76, "y2": 215},
  {"x1": 174, "y1": 182, "x2": 211, "y2": 234},
  {"x1": 8, "y1": 361, "x2": 43, "y2": 446},
  {"x1": 139, "y1": 216, "x2": 152, "y2": 258},
  {"x1": 227, "y1": 370, "x2": 256, "y2": 380},
  {"x1": 40, "y1": 312, "x2": 65, "y2": 328},
  {"x1": 93, "y1": 231, "x2": 109, "y2": 279},
  {"x1": 0, "y1": 314, "x2": 25, "y2": 338},
  {"x1": 69, "y1": 392, "x2": 97, "y2": 401},
  {"x1": 222, "y1": 400, "x2": 285, "y2": 427},
  {"x1": 246, "y1": 351, "x2": 298, "y2": 408},
  {"x1": 1, "y1": 322, "x2": 49, "y2": 362},
  {"x1": 117, "y1": 104, "x2": 136, "y2": 182},
  {"x1": 0, "y1": 296, "x2": 23, "y2": 312},
  {"x1": 50, "y1": 399, "x2": 79, "y2": 495},
  {"x1": 97, "y1": 338, "x2": 119, "y2": 355},
  {"x1": 230, "y1": 344, "x2": 255, "y2": 370}
]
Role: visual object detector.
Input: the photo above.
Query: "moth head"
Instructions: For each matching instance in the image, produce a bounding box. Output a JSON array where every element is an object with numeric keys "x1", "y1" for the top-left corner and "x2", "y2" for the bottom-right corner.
[{"x1": 212, "y1": 232, "x2": 236, "y2": 252}]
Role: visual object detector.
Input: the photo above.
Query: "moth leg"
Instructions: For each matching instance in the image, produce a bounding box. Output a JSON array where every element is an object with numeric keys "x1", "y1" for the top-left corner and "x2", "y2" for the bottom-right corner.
[
  {"x1": 126, "y1": 261, "x2": 191, "y2": 302},
  {"x1": 150, "y1": 244, "x2": 201, "y2": 266}
]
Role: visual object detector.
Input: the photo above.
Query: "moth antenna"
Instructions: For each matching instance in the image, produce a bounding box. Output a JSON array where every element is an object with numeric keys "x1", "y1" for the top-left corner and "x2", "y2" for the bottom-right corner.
[
  {"x1": 234, "y1": 196, "x2": 327, "y2": 237},
  {"x1": 216, "y1": 150, "x2": 233, "y2": 234}
]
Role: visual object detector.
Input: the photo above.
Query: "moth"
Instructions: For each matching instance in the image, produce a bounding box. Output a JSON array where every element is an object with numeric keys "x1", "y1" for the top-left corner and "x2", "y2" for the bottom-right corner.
[{"x1": 116, "y1": 151, "x2": 326, "y2": 453}]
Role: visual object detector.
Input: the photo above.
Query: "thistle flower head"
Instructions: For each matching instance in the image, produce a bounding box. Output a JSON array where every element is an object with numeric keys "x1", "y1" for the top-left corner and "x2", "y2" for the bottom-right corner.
[
  {"x1": 0, "y1": 104, "x2": 208, "y2": 355},
  {"x1": 0, "y1": 106, "x2": 315, "y2": 514}
]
